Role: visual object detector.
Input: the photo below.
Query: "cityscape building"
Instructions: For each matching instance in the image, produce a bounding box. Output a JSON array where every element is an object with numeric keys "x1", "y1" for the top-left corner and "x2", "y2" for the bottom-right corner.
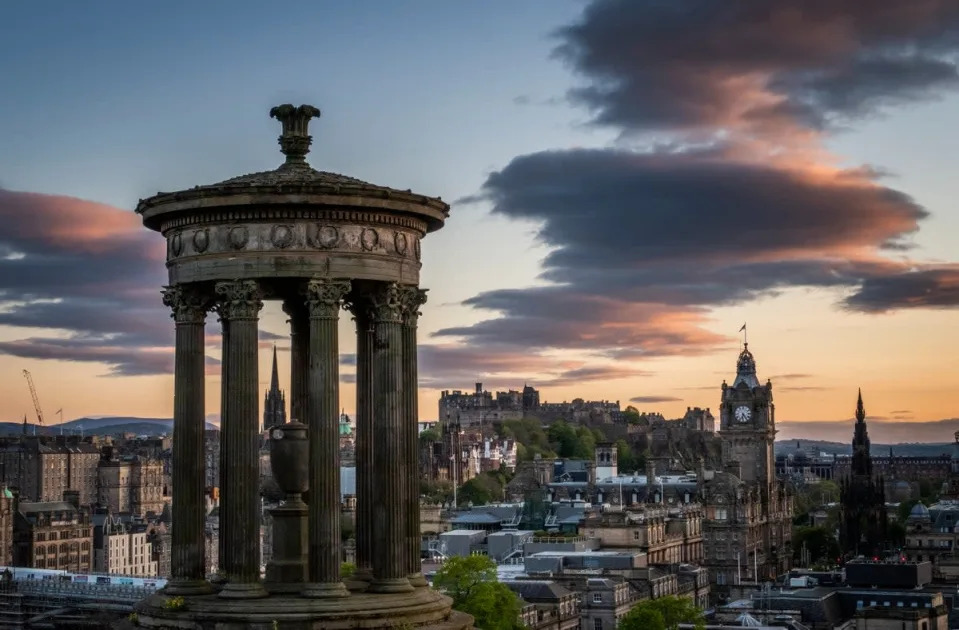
[
  {"x1": 262, "y1": 345, "x2": 287, "y2": 432},
  {"x1": 13, "y1": 495, "x2": 93, "y2": 572}
]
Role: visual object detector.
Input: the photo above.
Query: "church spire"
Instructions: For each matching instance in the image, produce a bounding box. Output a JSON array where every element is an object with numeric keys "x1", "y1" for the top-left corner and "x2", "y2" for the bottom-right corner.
[
  {"x1": 263, "y1": 345, "x2": 286, "y2": 431},
  {"x1": 270, "y1": 344, "x2": 280, "y2": 393}
]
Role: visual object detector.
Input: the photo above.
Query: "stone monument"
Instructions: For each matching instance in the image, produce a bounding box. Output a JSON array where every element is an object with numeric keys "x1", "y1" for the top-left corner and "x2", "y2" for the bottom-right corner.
[{"x1": 132, "y1": 105, "x2": 472, "y2": 628}]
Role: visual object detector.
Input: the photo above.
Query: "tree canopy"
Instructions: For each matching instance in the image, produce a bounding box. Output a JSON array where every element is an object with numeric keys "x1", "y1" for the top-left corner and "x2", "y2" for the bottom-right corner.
[
  {"x1": 618, "y1": 596, "x2": 705, "y2": 630},
  {"x1": 432, "y1": 556, "x2": 523, "y2": 630}
]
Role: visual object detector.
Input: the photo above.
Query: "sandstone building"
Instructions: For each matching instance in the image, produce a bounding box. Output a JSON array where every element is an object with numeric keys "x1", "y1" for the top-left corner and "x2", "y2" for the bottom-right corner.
[{"x1": 13, "y1": 495, "x2": 93, "y2": 572}]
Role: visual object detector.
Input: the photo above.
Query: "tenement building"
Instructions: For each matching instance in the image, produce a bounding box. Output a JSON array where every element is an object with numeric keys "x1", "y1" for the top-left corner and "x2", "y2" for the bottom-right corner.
[
  {"x1": 705, "y1": 344, "x2": 793, "y2": 599},
  {"x1": 97, "y1": 454, "x2": 165, "y2": 517},
  {"x1": 130, "y1": 104, "x2": 470, "y2": 628},
  {"x1": 13, "y1": 494, "x2": 93, "y2": 572}
]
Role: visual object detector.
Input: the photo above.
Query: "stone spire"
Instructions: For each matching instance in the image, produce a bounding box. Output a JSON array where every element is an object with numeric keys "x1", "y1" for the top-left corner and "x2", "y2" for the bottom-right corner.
[
  {"x1": 851, "y1": 388, "x2": 872, "y2": 477},
  {"x1": 263, "y1": 345, "x2": 286, "y2": 431}
]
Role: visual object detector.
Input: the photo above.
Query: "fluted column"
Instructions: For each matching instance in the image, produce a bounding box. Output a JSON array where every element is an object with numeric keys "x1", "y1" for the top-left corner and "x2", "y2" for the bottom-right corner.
[
  {"x1": 162, "y1": 285, "x2": 213, "y2": 595},
  {"x1": 345, "y1": 292, "x2": 374, "y2": 585},
  {"x1": 283, "y1": 300, "x2": 309, "y2": 423},
  {"x1": 401, "y1": 287, "x2": 429, "y2": 587},
  {"x1": 368, "y1": 282, "x2": 414, "y2": 593},
  {"x1": 302, "y1": 278, "x2": 351, "y2": 598},
  {"x1": 214, "y1": 280, "x2": 267, "y2": 599}
]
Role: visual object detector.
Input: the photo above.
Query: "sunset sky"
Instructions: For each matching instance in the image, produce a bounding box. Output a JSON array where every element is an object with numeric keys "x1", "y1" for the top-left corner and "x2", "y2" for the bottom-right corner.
[{"x1": 1, "y1": 1, "x2": 958, "y2": 435}]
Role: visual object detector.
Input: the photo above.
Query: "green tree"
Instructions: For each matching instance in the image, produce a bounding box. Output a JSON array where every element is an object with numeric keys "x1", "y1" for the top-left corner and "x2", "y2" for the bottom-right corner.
[
  {"x1": 432, "y1": 556, "x2": 522, "y2": 630},
  {"x1": 619, "y1": 596, "x2": 704, "y2": 630},
  {"x1": 616, "y1": 439, "x2": 637, "y2": 473},
  {"x1": 792, "y1": 526, "x2": 840, "y2": 565},
  {"x1": 419, "y1": 428, "x2": 440, "y2": 444}
]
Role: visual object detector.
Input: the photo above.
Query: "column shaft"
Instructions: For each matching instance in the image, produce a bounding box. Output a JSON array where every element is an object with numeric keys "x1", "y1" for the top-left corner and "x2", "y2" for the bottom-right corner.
[
  {"x1": 402, "y1": 288, "x2": 428, "y2": 586},
  {"x1": 349, "y1": 298, "x2": 374, "y2": 583},
  {"x1": 162, "y1": 286, "x2": 212, "y2": 595},
  {"x1": 284, "y1": 301, "x2": 309, "y2": 423},
  {"x1": 215, "y1": 280, "x2": 267, "y2": 599},
  {"x1": 302, "y1": 279, "x2": 351, "y2": 598},
  {"x1": 369, "y1": 283, "x2": 414, "y2": 593}
]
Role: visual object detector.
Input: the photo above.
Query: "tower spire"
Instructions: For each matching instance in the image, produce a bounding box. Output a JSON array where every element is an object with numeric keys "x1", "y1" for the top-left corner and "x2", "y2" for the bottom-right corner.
[
  {"x1": 856, "y1": 388, "x2": 866, "y2": 423},
  {"x1": 270, "y1": 344, "x2": 280, "y2": 393}
]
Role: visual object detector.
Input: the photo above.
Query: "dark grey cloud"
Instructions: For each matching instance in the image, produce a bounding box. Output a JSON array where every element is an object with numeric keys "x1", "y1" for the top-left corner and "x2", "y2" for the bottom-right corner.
[
  {"x1": 554, "y1": 0, "x2": 959, "y2": 133},
  {"x1": 844, "y1": 267, "x2": 959, "y2": 312},
  {"x1": 630, "y1": 396, "x2": 682, "y2": 404},
  {"x1": 0, "y1": 188, "x2": 173, "y2": 375},
  {"x1": 441, "y1": 145, "x2": 936, "y2": 355}
]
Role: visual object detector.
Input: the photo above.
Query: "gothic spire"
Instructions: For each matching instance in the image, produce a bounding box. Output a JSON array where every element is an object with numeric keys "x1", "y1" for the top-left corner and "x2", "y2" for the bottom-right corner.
[
  {"x1": 270, "y1": 344, "x2": 280, "y2": 394},
  {"x1": 855, "y1": 388, "x2": 866, "y2": 423}
]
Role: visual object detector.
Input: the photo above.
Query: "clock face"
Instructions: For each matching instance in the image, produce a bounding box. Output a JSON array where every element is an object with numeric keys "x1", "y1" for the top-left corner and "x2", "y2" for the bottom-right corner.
[{"x1": 734, "y1": 406, "x2": 752, "y2": 423}]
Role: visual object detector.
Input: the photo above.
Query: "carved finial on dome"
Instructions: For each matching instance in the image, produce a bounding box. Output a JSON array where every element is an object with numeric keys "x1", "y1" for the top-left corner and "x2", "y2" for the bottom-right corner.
[{"x1": 269, "y1": 104, "x2": 321, "y2": 167}]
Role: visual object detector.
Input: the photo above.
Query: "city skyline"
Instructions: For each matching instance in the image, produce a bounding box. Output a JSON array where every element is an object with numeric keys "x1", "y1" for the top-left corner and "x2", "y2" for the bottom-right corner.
[{"x1": 2, "y1": 1, "x2": 959, "y2": 431}]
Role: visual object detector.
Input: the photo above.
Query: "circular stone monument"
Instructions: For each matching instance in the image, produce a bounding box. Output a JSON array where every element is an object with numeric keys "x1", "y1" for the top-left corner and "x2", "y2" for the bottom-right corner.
[{"x1": 129, "y1": 105, "x2": 472, "y2": 629}]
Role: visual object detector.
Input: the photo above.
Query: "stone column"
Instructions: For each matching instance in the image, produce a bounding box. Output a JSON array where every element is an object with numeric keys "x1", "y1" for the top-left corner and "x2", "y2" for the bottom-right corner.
[
  {"x1": 283, "y1": 300, "x2": 310, "y2": 423},
  {"x1": 401, "y1": 287, "x2": 429, "y2": 587},
  {"x1": 162, "y1": 285, "x2": 213, "y2": 595},
  {"x1": 214, "y1": 279, "x2": 267, "y2": 599},
  {"x1": 345, "y1": 292, "x2": 374, "y2": 585},
  {"x1": 368, "y1": 282, "x2": 414, "y2": 593},
  {"x1": 302, "y1": 279, "x2": 351, "y2": 598}
]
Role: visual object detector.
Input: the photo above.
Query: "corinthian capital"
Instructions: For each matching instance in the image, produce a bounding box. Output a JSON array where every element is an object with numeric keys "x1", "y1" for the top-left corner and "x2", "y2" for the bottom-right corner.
[
  {"x1": 398, "y1": 286, "x2": 428, "y2": 326},
  {"x1": 162, "y1": 285, "x2": 210, "y2": 325},
  {"x1": 303, "y1": 279, "x2": 351, "y2": 319},
  {"x1": 367, "y1": 282, "x2": 405, "y2": 324},
  {"x1": 214, "y1": 280, "x2": 263, "y2": 321}
]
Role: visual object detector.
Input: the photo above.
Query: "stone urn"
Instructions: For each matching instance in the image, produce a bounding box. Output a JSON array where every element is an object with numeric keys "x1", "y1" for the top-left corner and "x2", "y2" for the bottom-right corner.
[{"x1": 270, "y1": 421, "x2": 309, "y2": 499}]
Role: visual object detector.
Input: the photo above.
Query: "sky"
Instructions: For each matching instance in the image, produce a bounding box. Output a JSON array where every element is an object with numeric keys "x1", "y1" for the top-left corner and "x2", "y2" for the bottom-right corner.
[{"x1": 1, "y1": 1, "x2": 958, "y2": 438}]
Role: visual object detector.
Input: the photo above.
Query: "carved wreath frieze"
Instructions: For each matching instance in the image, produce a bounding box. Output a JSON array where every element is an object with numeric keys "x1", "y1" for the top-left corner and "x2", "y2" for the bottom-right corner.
[
  {"x1": 361, "y1": 228, "x2": 379, "y2": 251},
  {"x1": 229, "y1": 227, "x2": 249, "y2": 250},
  {"x1": 271, "y1": 224, "x2": 294, "y2": 249},
  {"x1": 193, "y1": 229, "x2": 209, "y2": 253},
  {"x1": 166, "y1": 223, "x2": 420, "y2": 260}
]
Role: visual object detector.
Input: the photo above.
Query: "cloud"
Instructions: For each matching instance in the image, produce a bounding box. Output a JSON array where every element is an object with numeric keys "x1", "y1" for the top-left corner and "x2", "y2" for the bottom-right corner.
[
  {"x1": 844, "y1": 267, "x2": 959, "y2": 312},
  {"x1": 554, "y1": 1, "x2": 959, "y2": 135},
  {"x1": 0, "y1": 188, "x2": 173, "y2": 375},
  {"x1": 630, "y1": 396, "x2": 682, "y2": 404},
  {"x1": 444, "y1": 1, "x2": 959, "y2": 362}
]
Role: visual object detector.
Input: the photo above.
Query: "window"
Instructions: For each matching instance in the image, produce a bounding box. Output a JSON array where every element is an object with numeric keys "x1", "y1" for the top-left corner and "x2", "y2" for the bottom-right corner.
[
  {"x1": 633, "y1": 531, "x2": 639, "y2": 541},
  {"x1": 593, "y1": 619, "x2": 603, "y2": 630},
  {"x1": 592, "y1": 593, "x2": 602, "y2": 604}
]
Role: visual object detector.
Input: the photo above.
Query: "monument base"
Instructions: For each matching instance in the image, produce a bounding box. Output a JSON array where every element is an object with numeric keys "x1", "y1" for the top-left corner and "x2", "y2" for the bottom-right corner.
[{"x1": 126, "y1": 587, "x2": 473, "y2": 629}]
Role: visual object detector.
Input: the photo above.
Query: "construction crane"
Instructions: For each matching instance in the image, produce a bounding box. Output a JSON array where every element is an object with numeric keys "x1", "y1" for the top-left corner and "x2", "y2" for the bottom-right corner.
[{"x1": 22, "y1": 369, "x2": 44, "y2": 425}]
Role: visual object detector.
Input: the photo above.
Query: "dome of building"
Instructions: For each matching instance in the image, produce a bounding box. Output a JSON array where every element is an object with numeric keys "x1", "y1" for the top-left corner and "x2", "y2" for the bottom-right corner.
[
  {"x1": 732, "y1": 343, "x2": 760, "y2": 388},
  {"x1": 909, "y1": 502, "x2": 930, "y2": 519}
]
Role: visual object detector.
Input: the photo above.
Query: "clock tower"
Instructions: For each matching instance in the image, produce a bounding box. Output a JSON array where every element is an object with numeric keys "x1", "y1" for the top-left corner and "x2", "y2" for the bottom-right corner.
[{"x1": 718, "y1": 343, "x2": 775, "y2": 489}]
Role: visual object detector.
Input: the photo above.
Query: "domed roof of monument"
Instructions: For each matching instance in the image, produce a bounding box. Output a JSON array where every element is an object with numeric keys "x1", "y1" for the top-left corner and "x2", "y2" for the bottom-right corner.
[
  {"x1": 910, "y1": 502, "x2": 931, "y2": 519},
  {"x1": 136, "y1": 104, "x2": 449, "y2": 231}
]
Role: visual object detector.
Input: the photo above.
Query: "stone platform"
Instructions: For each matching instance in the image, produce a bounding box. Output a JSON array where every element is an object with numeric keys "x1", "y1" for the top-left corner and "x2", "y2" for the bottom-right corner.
[{"x1": 129, "y1": 587, "x2": 473, "y2": 630}]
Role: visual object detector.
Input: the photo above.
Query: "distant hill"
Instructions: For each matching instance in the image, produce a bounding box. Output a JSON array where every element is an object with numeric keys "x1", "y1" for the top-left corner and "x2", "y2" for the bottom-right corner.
[
  {"x1": 0, "y1": 416, "x2": 217, "y2": 437},
  {"x1": 775, "y1": 439, "x2": 953, "y2": 458},
  {"x1": 778, "y1": 418, "x2": 959, "y2": 444}
]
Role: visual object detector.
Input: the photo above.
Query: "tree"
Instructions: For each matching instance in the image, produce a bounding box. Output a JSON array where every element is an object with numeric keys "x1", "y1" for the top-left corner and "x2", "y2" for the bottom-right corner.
[
  {"x1": 792, "y1": 526, "x2": 840, "y2": 566},
  {"x1": 432, "y1": 556, "x2": 523, "y2": 630},
  {"x1": 420, "y1": 428, "x2": 440, "y2": 444},
  {"x1": 619, "y1": 596, "x2": 704, "y2": 630}
]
